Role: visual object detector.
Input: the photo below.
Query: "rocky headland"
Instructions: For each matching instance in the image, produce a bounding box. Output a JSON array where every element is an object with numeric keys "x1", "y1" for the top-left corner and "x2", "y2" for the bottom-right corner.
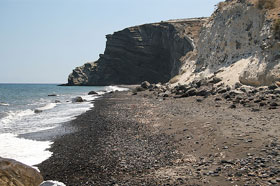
[
  {"x1": 67, "y1": 18, "x2": 206, "y2": 86},
  {"x1": 67, "y1": 0, "x2": 280, "y2": 88}
]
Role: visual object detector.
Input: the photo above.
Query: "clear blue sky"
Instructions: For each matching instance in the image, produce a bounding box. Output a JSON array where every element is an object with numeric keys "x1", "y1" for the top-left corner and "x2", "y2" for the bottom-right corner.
[{"x1": 0, "y1": 0, "x2": 221, "y2": 84}]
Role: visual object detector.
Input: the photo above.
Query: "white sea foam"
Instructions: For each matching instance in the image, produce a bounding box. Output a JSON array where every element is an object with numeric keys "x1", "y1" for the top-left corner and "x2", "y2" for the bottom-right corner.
[
  {"x1": 81, "y1": 94, "x2": 99, "y2": 102},
  {"x1": 0, "y1": 109, "x2": 35, "y2": 125},
  {"x1": 105, "y1": 86, "x2": 129, "y2": 92},
  {"x1": 37, "y1": 103, "x2": 57, "y2": 111},
  {"x1": 0, "y1": 102, "x2": 9, "y2": 106},
  {"x1": 0, "y1": 86, "x2": 125, "y2": 171},
  {"x1": 0, "y1": 133, "x2": 53, "y2": 166},
  {"x1": 40, "y1": 180, "x2": 66, "y2": 186}
]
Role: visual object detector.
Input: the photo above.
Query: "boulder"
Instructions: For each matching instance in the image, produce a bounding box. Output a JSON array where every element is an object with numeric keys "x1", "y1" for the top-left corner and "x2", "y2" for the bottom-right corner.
[
  {"x1": 209, "y1": 77, "x2": 222, "y2": 84},
  {"x1": 0, "y1": 157, "x2": 43, "y2": 186},
  {"x1": 258, "y1": 86, "x2": 268, "y2": 91},
  {"x1": 135, "y1": 86, "x2": 145, "y2": 92},
  {"x1": 270, "y1": 102, "x2": 278, "y2": 107},
  {"x1": 48, "y1": 94, "x2": 57, "y2": 97},
  {"x1": 273, "y1": 88, "x2": 280, "y2": 94},
  {"x1": 88, "y1": 91, "x2": 98, "y2": 95},
  {"x1": 196, "y1": 88, "x2": 211, "y2": 97},
  {"x1": 223, "y1": 93, "x2": 231, "y2": 100},
  {"x1": 229, "y1": 104, "x2": 237, "y2": 109},
  {"x1": 191, "y1": 80, "x2": 202, "y2": 88},
  {"x1": 40, "y1": 180, "x2": 66, "y2": 186},
  {"x1": 228, "y1": 90, "x2": 244, "y2": 96},
  {"x1": 217, "y1": 87, "x2": 228, "y2": 94},
  {"x1": 72, "y1": 96, "x2": 84, "y2": 103},
  {"x1": 162, "y1": 91, "x2": 171, "y2": 97},
  {"x1": 234, "y1": 82, "x2": 242, "y2": 89},
  {"x1": 269, "y1": 84, "x2": 278, "y2": 90},
  {"x1": 175, "y1": 90, "x2": 185, "y2": 95},
  {"x1": 240, "y1": 85, "x2": 254, "y2": 93},
  {"x1": 34, "y1": 109, "x2": 43, "y2": 114},
  {"x1": 141, "y1": 81, "x2": 151, "y2": 89},
  {"x1": 186, "y1": 88, "x2": 197, "y2": 96},
  {"x1": 176, "y1": 85, "x2": 192, "y2": 93}
]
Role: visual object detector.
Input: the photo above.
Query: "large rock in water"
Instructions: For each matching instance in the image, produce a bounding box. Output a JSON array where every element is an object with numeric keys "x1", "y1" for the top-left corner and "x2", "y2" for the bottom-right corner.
[
  {"x1": 0, "y1": 157, "x2": 43, "y2": 186},
  {"x1": 72, "y1": 96, "x2": 84, "y2": 103},
  {"x1": 67, "y1": 18, "x2": 206, "y2": 86}
]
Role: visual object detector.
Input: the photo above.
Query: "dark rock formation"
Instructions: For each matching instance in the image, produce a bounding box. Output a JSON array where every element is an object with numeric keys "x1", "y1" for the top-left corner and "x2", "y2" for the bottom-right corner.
[
  {"x1": 48, "y1": 94, "x2": 57, "y2": 97},
  {"x1": 34, "y1": 109, "x2": 43, "y2": 114},
  {"x1": 72, "y1": 96, "x2": 84, "y2": 103},
  {"x1": 67, "y1": 18, "x2": 206, "y2": 86},
  {"x1": 88, "y1": 91, "x2": 98, "y2": 95},
  {"x1": 0, "y1": 157, "x2": 43, "y2": 186}
]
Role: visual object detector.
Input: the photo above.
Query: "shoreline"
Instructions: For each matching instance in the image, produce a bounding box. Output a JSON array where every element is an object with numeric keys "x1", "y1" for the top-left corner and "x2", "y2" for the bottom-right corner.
[
  {"x1": 38, "y1": 91, "x2": 181, "y2": 185},
  {"x1": 38, "y1": 89, "x2": 280, "y2": 185},
  {"x1": 0, "y1": 85, "x2": 111, "y2": 171},
  {"x1": 18, "y1": 121, "x2": 77, "y2": 142}
]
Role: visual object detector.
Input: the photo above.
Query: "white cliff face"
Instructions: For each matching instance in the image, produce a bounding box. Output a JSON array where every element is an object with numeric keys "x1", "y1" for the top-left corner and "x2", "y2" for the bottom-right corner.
[
  {"x1": 196, "y1": 3, "x2": 264, "y2": 71},
  {"x1": 178, "y1": 1, "x2": 280, "y2": 87}
]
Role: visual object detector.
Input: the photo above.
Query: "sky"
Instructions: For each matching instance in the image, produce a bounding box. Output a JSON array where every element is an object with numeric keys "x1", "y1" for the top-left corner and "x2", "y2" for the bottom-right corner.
[{"x1": 0, "y1": 0, "x2": 221, "y2": 84}]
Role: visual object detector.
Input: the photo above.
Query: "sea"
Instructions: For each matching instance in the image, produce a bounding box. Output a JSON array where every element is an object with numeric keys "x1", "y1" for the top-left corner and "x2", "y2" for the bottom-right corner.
[{"x1": 0, "y1": 84, "x2": 127, "y2": 171}]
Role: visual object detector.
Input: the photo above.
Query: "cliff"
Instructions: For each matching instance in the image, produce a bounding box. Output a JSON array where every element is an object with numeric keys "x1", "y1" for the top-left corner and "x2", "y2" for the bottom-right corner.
[
  {"x1": 68, "y1": 0, "x2": 280, "y2": 87},
  {"x1": 177, "y1": 0, "x2": 280, "y2": 87},
  {"x1": 67, "y1": 18, "x2": 206, "y2": 86}
]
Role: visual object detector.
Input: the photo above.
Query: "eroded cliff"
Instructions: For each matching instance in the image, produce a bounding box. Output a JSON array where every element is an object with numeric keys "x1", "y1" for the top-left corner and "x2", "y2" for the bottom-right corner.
[
  {"x1": 68, "y1": 0, "x2": 280, "y2": 87},
  {"x1": 67, "y1": 18, "x2": 206, "y2": 86},
  {"x1": 177, "y1": 0, "x2": 280, "y2": 87}
]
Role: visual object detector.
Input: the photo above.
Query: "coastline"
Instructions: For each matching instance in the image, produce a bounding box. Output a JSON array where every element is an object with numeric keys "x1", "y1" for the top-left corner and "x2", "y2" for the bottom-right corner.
[
  {"x1": 0, "y1": 84, "x2": 107, "y2": 169},
  {"x1": 38, "y1": 91, "x2": 180, "y2": 185},
  {"x1": 38, "y1": 89, "x2": 280, "y2": 185}
]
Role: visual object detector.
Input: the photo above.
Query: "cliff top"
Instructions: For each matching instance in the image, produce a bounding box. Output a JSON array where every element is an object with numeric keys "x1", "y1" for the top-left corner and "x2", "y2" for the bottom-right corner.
[
  {"x1": 123, "y1": 17, "x2": 208, "y2": 29},
  {"x1": 217, "y1": 0, "x2": 280, "y2": 20}
]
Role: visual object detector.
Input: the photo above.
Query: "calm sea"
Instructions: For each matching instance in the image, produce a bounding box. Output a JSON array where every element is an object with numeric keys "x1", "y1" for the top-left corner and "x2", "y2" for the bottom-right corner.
[{"x1": 0, "y1": 84, "x2": 126, "y2": 168}]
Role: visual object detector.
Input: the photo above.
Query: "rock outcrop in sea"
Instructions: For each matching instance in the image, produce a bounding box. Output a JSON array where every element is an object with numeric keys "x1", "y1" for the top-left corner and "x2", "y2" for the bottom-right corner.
[{"x1": 67, "y1": 0, "x2": 280, "y2": 87}]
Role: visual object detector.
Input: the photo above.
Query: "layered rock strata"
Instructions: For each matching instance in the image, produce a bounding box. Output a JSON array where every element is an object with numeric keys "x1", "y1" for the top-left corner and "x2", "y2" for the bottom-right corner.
[
  {"x1": 68, "y1": 0, "x2": 280, "y2": 87},
  {"x1": 67, "y1": 18, "x2": 206, "y2": 86}
]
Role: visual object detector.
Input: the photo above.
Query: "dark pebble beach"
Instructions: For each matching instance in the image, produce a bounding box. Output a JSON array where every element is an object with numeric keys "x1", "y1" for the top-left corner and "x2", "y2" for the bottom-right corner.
[
  {"x1": 38, "y1": 91, "x2": 180, "y2": 186},
  {"x1": 38, "y1": 88, "x2": 280, "y2": 186}
]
